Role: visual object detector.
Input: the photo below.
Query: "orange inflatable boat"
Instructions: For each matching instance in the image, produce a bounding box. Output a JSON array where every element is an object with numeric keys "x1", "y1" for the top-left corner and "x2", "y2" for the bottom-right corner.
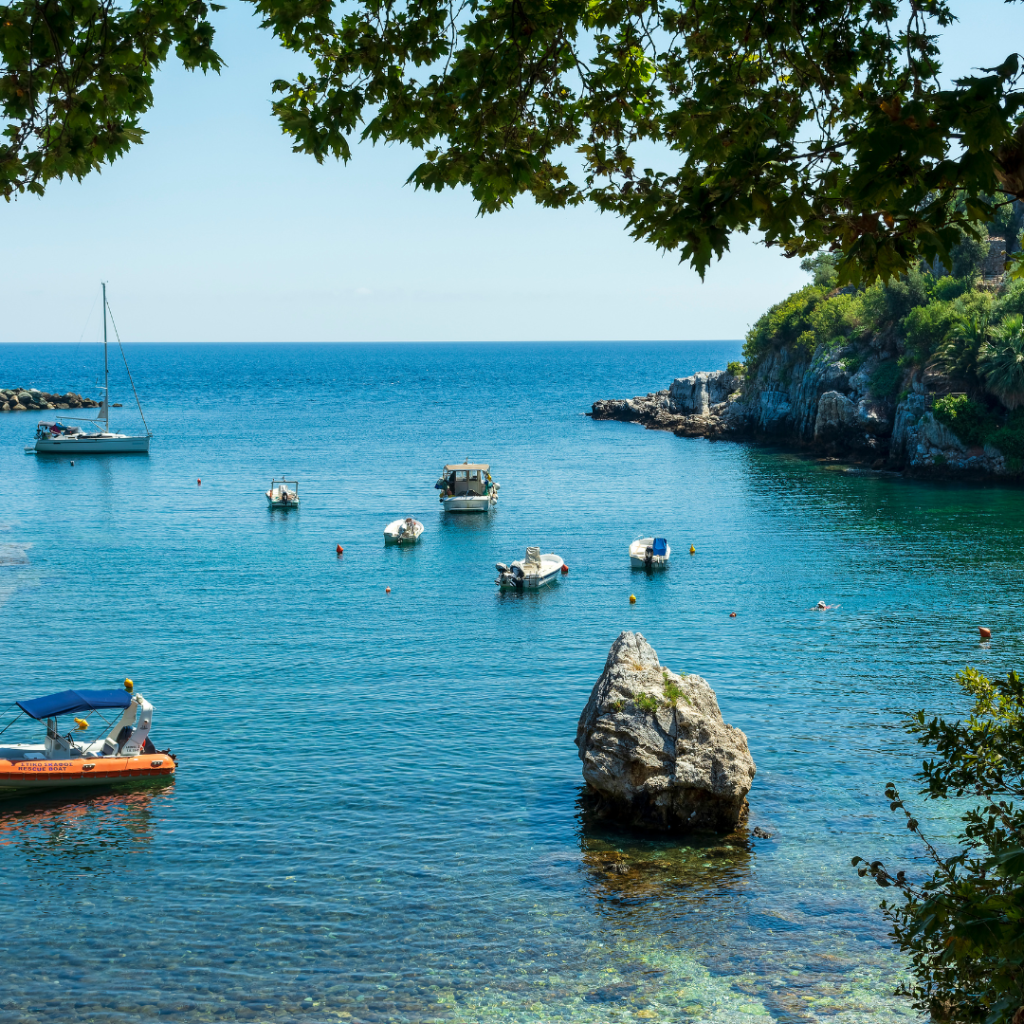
[{"x1": 0, "y1": 684, "x2": 175, "y2": 796}]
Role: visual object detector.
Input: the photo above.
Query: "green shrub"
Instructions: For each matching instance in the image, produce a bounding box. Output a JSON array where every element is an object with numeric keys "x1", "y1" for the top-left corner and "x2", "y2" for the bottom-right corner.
[
  {"x1": 634, "y1": 692, "x2": 659, "y2": 713},
  {"x1": 950, "y1": 221, "x2": 990, "y2": 278},
  {"x1": 808, "y1": 292, "x2": 863, "y2": 350},
  {"x1": 853, "y1": 667, "x2": 1024, "y2": 1024},
  {"x1": 800, "y1": 251, "x2": 839, "y2": 287},
  {"x1": 981, "y1": 314, "x2": 1024, "y2": 409},
  {"x1": 726, "y1": 361, "x2": 744, "y2": 378},
  {"x1": 870, "y1": 360, "x2": 902, "y2": 399},
  {"x1": 902, "y1": 299, "x2": 960, "y2": 363},
  {"x1": 931, "y1": 275, "x2": 972, "y2": 302},
  {"x1": 743, "y1": 284, "x2": 827, "y2": 365},
  {"x1": 993, "y1": 277, "x2": 1024, "y2": 322},
  {"x1": 935, "y1": 311, "x2": 991, "y2": 386},
  {"x1": 932, "y1": 394, "x2": 997, "y2": 446},
  {"x1": 840, "y1": 352, "x2": 866, "y2": 375}
]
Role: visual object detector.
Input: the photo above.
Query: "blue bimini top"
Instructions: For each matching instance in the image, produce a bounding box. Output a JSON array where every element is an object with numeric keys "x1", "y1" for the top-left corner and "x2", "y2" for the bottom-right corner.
[
  {"x1": 16, "y1": 689, "x2": 133, "y2": 720},
  {"x1": 652, "y1": 538, "x2": 668, "y2": 557}
]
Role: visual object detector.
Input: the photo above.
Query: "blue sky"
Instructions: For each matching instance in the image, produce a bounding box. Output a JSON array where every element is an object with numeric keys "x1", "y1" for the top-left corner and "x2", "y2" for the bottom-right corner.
[{"x1": 0, "y1": 0, "x2": 1018, "y2": 343}]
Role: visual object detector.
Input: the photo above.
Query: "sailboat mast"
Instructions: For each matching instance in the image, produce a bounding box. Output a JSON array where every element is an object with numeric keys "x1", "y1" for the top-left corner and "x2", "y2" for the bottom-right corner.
[{"x1": 102, "y1": 281, "x2": 109, "y2": 432}]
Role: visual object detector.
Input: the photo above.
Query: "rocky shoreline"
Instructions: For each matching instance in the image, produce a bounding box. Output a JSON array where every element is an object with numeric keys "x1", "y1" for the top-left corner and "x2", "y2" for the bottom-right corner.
[
  {"x1": 1, "y1": 388, "x2": 99, "y2": 413},
  {"x1": 590, "y1": 360, "x2": 1013, "y2": 480}
]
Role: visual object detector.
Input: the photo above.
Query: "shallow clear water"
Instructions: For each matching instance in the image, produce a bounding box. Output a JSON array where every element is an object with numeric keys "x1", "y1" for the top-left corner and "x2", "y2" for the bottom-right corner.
[{"x1": 1, "y1": 341, "x2": 1021, "y2": 1024}]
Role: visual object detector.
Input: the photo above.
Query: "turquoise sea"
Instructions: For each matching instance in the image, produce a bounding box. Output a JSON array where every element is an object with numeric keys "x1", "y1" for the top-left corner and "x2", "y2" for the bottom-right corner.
[{"x1": 1, "y1": 341, "x2": 1021, "y2": 1024}]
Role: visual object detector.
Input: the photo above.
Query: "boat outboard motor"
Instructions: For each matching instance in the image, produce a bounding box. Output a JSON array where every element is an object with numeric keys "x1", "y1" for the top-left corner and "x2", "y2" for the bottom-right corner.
[
  {"x1": 495, "y1": 563, "x2": 509, "y2": 575},
  {"x1": 511, "y1": 564, "x2": 524, "y2": 590},
  {"x1": 644, "y1": 545, "x2": 654, "y2": 569}
]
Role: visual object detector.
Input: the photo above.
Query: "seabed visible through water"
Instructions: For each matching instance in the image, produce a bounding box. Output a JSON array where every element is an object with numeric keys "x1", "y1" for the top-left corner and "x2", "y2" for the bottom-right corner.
[{"x1": 2, "y1": 341, "x2": 1016, "y2": 1023}]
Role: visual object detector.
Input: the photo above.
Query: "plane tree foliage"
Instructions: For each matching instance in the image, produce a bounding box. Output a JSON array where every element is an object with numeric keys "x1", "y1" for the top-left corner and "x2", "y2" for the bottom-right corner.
[
  {"x1": 6, "y1": 0, "x2": 1024, "y2": 286},
  {"x1": 0, "y1": 0, "x2": 222, "y2": 198}
]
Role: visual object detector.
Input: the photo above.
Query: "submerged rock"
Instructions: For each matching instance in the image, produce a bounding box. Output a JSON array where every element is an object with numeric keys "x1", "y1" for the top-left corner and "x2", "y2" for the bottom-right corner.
[{"x1": 575, "y1": 632, "x2": 755, "y2": 833}]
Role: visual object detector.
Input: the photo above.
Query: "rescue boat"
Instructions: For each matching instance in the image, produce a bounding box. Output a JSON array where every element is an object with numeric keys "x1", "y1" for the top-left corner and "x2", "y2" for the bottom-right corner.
[{"x1": 0, "y1": 684, "x2": 175, "y2": 796}]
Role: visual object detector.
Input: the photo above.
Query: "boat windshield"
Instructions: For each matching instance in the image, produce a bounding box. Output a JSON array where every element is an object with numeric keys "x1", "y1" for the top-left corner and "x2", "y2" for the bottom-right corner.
[{"x1": 445, "y1": 469, "x2": 489, "y2": 496}]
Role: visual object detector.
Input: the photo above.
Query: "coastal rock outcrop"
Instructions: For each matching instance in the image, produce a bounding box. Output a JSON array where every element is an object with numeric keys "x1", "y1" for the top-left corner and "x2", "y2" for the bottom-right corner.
[
  {"x1": 590, "y1": 358, "x2": 1014, "y2": 478},
  {"x1": 576, "y1": 632, "x2": 755, "y2": 833},
  {"x1": 0, "y1": 388, "x2": 99, "y2": 412}
]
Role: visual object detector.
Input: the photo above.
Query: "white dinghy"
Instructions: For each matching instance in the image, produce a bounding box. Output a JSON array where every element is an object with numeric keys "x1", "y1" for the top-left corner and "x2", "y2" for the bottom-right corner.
[
  {"x1": 495, "y1": 547, "x2": 564, "y2": 591},
  {"x1": 384, "y1": 517, "x2": 424, "y2": 545},
  {"x1": 629, "y1": 537, "x2": 670, "y2": 569}
]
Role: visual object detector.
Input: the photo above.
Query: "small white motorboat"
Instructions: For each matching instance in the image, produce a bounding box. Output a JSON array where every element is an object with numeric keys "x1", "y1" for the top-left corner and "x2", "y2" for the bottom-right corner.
[
  {"x1": 630, "y1": 537, "x2": 670, "y2": 569},
  {"x1": 267, "y1": 477, "x2": 299, "y2": 508},
  {"x1": 495, "y1": 547, "x2": 564, "y2": 591},
  {"x1": 435, "y1": 462, "x2": 499, "y2": 512},
  {"x1": 384, "y1": 517, "x2": 424, "y2": 545}
]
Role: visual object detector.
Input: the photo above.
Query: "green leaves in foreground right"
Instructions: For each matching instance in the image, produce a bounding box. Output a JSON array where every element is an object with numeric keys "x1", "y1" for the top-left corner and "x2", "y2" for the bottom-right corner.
[{"x1": 854, "y1": 668, "x2": 1024, "y2": 1023}]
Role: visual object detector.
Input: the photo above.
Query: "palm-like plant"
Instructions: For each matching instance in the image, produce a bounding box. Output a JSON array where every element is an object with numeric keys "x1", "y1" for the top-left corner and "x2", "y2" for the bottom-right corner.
[
  {"x1": 981, "y1": 314, "x2": 1024, "y2": 409},
  {"x1": 935, "y1": 314, "x2": 991, "y2": 385}
]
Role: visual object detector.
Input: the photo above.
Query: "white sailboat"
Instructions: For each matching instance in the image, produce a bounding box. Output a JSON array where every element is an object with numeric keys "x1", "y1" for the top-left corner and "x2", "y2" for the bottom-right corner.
[{"x1": 28, "y1": 283, "x2": 152, "y2": 454}]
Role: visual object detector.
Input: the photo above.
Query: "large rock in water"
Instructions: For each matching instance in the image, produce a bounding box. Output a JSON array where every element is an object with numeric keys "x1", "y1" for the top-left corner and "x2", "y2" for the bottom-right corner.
[{"x1": 576, "y1": 632, "x2": 755, "y2": 832}]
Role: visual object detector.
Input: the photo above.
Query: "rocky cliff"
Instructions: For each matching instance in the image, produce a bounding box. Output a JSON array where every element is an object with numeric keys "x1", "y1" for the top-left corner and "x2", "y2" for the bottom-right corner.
[{"x1": 592, "y1": 356, "x2": 1009, "y2": 478}]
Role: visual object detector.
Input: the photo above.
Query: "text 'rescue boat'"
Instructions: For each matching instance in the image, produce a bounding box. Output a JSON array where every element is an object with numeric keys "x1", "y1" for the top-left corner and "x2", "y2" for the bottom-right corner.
[{"x1": 0, "y1": 683, "x2": 175, "y2": 796}]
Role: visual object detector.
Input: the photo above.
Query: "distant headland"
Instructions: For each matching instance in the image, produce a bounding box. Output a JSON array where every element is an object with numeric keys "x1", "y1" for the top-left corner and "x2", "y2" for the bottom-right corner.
[{"x1": 591, "y1": 243, "x2": 1024, "y2": 481}]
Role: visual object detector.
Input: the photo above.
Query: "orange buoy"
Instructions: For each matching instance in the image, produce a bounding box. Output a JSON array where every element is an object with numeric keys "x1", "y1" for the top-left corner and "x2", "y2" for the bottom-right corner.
[
  {"x1": 561, "y1": 564, "x2": 569, "y2": 574},
  {"x1": 197, "y1": 478, "x2": 201, "y2": 485},
  {"x1": 629, "y1": 594, "x2": 636, "y2": 604},
  {"x1": 730, "y1": 612, "x2": 737, "y2": 617},
  {"x1": 386, "y1": 587, "x2": 391, "y2": 594},
  {"x1": 979, "y1": 627, "x2": 992, "y2": 640},
  {"x1": 336, "y1": 544, "x2": 343, "y2": 554}
]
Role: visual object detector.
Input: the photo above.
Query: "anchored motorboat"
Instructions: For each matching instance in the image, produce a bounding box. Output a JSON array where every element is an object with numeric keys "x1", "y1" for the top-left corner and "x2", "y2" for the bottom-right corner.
[
  {"x1": 495, "y1": 547, "x2": 564, "y2": 591},
  {"x1": 29, "y1": 283, "x2": 152, "y2": 454},
  {"x1": 0, "y1": 684, "x2": 175, "y2": 796},
  {"x1": 384, "y1": 517, "x2": 424, "y2": 545},
  {"x1": 435, "y1": 462, "x2": 499, "y2": 512},
  {"x1": 267, "y1": 477, "x2": 299, "y2": 508},
  {"x1": 630, "y1": 537, "x2": 671, "y2": 569}
]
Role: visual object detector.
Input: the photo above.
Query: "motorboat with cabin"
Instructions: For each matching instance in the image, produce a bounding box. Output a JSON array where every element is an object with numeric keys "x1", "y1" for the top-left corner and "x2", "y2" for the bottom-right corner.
[
  {"x1": 267, "y1": 478, "x2": 299, "y2": 508},
  {"x1": 496, "y1": 547, "x2": 564, "y2": 591},
  {"x1": 630, "y1": 537, "x2": 670, "y2": 569},
  {"x1": 0, "y1": 683, "x2": 175, "y2": 796},
  {"x1": 384, "y1": 517, "x2": 424, "y2": 545},
  {"x1": 29, "y1": 283, "x2": 152, "y2": 454},
  {"x1": 435, "y1": 462, "x2": 499, "y2": 512}
]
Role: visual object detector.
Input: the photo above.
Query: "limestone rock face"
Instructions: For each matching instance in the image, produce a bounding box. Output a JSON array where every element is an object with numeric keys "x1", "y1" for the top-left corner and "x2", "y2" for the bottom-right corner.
[{"x1": 576, "y1": 632, "x2": 755, "y2": 833}]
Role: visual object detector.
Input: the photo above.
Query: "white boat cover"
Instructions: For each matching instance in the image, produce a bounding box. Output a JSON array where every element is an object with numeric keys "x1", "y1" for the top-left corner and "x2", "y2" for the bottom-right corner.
[{"x1": 525, "y1": 546, "x2": 542, "y2": 568}]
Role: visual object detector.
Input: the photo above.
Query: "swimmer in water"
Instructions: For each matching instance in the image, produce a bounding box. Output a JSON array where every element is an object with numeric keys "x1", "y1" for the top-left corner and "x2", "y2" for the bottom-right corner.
[{"x1": 813, "y1": 600, "x2": 840, "y2": 611}]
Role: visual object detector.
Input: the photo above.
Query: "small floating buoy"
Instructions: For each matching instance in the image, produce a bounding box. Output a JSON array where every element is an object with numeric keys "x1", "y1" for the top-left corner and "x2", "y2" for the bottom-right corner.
[
  {"x1": 124, "y1": 678, "x2": 133, "y2": 692},
  {"x1": 979, "y1": 627, "x2": 992, "y2": 640},
  {"x1": 629, "y1": 594, "x2": 636, "y2": 604},
  {"x1": 336, "y1": 544, "x2": 343, "y2": 554},
  {"x1": 690, "y1": 545, "x2": 696, "y2": 555},
  {"x1": 74, "y1": 717, "x2": 89, "y2": 731},
  {"x1": 70, "y1": 460, "x2": 74, "y2": 466},
  {"x1": 197, "y1": 478, "x2": 201, "y2": 486},
  {"x1": 386, "y1": 586, "x2": 391, "y2": 594},
  {"x1": 729, "y1": 612, "x2": 737, "y2": 618},
  {"x1": 561, "y1": 564, "x2": 569, "y2": 574}
]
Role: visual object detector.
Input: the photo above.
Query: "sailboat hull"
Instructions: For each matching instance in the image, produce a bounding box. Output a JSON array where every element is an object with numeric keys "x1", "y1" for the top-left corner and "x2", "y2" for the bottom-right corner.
[{"x1": 35, "y1": 434, "x2": 150, "y2": 454}]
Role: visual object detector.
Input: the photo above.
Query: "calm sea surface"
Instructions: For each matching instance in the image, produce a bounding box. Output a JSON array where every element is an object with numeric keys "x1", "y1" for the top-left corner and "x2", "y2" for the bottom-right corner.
[{"x1": 1, "y1": 341, "x2": 1021, "y2": 1024}]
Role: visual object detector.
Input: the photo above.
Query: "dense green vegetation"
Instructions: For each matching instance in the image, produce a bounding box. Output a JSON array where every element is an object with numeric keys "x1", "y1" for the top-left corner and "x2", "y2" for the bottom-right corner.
[
  {"x1": 854, "y1": 667, "x2": 1024, "y2": 1024},
  {"x1": 742, "y1": 237, "x2": 1024, "y2": 459}
]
